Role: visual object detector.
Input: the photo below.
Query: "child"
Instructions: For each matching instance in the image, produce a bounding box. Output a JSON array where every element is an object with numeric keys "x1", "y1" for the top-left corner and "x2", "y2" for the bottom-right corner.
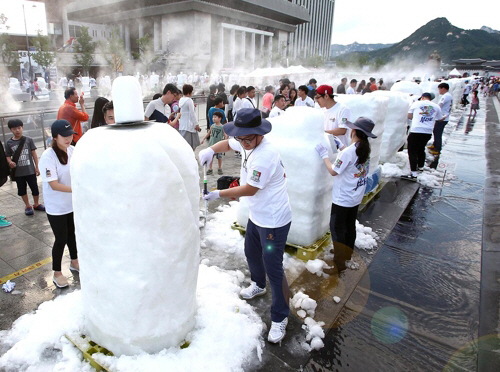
[
  {"x1": 5, "y1": 119, "x2": 45, "y2": 215},
  {"x1": 470, "y1": 90, "x2": 479, "y2": 122},
  {"x1": 201, "y1": 111, "x2": 228, "y2": 175}
]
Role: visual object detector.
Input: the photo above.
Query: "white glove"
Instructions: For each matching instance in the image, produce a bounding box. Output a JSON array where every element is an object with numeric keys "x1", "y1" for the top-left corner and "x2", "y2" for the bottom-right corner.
[
  {"x1": 315, "y1": 144, "x2": 329, "y2": 159},
  {"x1": 198, "y1": 147, "x2": 215, "y2": 166},
  {"x1": 203, "y1": 190, "x2": 220, "y2": 202},
  {"x1": 332, "y1": 136, "x2": 344, "y2": 150}
]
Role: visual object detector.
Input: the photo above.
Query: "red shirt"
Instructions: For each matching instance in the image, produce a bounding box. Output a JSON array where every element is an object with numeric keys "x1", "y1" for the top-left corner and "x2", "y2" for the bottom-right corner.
[
  {"x1": 57, "y1": 100, "x2": 89, "y2": 143},
  {"x1": 370, "y1": 84, "x2": 378, "y2": 92}
]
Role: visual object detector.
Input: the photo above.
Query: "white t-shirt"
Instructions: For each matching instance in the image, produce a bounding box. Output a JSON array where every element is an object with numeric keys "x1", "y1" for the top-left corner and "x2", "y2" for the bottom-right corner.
[
  {"x1": 144, "y1": 97, "x2": 172, "y2": 123},
  {"x1": 241, "y1": 97, "x2": 256, "y2": 109},
  {"x1": 269, "y1": 106, "x2": 284, "y2": 118},
  {"x1": 229, "y1": 138, "x2": 292, "y2": 228},
  {"x1": 39, "y1": 146, "x2": 74, "y2": 215},
  {"x1": 438, "y1": 92, "x2": 453, "y2": 121},
  {"x1": 294, "y1": 96, "x2": 315, "y2": 107},
  {"x1": 464, "y1": 84, "x2": 472, "y2": 95},
  {"x1": 232, "y1": 97, "x2": 244, "y2": 117},
  {"x1": 178, "y1": 96, "x2": 198, "y2": 132},
  {"x1": 346, "y1": 87, "x2": 356, "y2": 95},
  {"x1": 332, "y1": 143, "x2": 369, "y2": 208},
  {"x1": 324, "y1": 102, "x2": 351, "y2": 148},
  {"x1": 408, "y1": 100, "x2": 443, "y2": 134}
]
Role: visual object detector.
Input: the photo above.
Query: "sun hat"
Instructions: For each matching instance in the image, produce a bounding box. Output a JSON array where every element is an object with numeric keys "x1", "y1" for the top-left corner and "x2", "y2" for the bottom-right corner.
[
  {"x1": 223, "y1": 108, "x2": 272, "y2": 137},
  {"x1": 346, "y1": 117, "x2": 377, "y2": 138}
]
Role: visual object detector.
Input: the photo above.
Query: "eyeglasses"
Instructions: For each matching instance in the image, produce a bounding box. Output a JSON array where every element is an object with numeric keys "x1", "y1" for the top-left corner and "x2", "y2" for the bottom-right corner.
[
  {"x1": 314, "y1": 95, "x2": 324, "y2": 100},
  {"x1": 235, "y1": 135, "x2": 257, "y2": 144}
]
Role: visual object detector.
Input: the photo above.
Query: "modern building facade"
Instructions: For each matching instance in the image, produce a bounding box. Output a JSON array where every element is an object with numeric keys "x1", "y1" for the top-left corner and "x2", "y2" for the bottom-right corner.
[
  {"x1": 288, "y1": 0, "x2": 335, "y2": 60},
  {"x1": 64, "y1": 0, "x2": 311, "y2": 72}
]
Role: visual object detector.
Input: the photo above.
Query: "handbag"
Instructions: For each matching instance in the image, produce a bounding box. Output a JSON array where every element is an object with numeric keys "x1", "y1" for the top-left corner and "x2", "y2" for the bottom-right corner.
[{"x1": 9, "y1": 136, "x2": 27, "y2": 182}]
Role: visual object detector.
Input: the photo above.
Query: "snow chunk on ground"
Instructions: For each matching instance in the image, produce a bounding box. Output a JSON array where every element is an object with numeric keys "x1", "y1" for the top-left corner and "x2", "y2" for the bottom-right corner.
[
  {"x1": 355, "y1": 220, "x2": 378, "y2": 251},
  {"x1": 333, "y1": 296, "x2": 341, "y2": 303},
  {"x1": 291, "y1": 291, "x2": 317, "y2": 317},
  {"x1": 301, "y1": 317, "x2": 326, "y2": 351},
  {"x1": 0, "y1": 265, "x2": 263, "y2": 372},
  {"x1": 305, "y1": 259, "x2": 331, "y2": 277}
]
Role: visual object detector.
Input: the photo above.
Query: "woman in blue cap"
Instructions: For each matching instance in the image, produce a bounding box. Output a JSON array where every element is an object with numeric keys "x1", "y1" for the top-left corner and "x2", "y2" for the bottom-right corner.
[
  {"x1": 39, "y1": 120, "x2": 80, "y2": 288},
  {"x1": 315, "y1": 117, "x2": 376, "y2": 272},
  {"x1": 198, "y1": 108, "x2": 292, "y2": 343}
]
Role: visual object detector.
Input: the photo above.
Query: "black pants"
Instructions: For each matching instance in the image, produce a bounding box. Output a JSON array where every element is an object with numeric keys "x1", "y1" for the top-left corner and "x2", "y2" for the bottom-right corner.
[
  {"x1": 330, "y1": 203, "x2": 358, "y2": 270},
  {"x1": 47, "y1": 213, "x2": 78, "y2": 271},
  {"x1": 407, "y1": 132, "x2": 432, "y2": 171},
  {"x1": 432, "y1": 120, "x2": 448, "y2": 152},
  {"x1": 15, "y1": 174, "x2": 39, "y2": 197}
]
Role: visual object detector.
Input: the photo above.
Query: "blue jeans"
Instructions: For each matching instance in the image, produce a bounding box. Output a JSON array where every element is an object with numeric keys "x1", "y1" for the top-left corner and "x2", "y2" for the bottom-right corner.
[
  {"x1": 245, "y1": 219, "x2": 291, "y2": 322},
  {"x1": 433, "y1": 120, "x2": 448, "y2": 152}
]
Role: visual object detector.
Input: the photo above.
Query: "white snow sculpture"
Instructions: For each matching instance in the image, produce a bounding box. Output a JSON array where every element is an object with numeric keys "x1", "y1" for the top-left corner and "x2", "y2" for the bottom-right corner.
[
  {"x1": 335, "y1": 94, "x2": 389, "y2": 175},
  {"x1": 390, "y1": 81, "x2": 423, "y2": 97},
  {"x1": 8, "y1": 78, "x2": 22, "y2": 94},
  {"x1": 237, "y1": 107, "x2": 335, "y2": 247},
  {"x1": 71, "y1": 76, "x2": 200, "y2": 356},
  {"x1": 419, "y1": 81, "x2": 440, "y2": 103},
  {"x1": 371, "y1": 90, "x2": 411, "y2": 163}
]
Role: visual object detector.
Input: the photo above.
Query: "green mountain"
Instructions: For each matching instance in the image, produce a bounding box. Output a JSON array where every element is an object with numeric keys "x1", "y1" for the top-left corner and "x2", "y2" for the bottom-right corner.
[{"x1": 336, "y1": 18, "x2": 500, "y2": 64}]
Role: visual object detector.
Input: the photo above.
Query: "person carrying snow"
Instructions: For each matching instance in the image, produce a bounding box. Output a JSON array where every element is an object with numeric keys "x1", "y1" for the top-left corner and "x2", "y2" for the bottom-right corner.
[
  {"x1": 315, "y1": 117, "x2": 376, "y2": 272},
  {"x1": 198, "y1": 108, "x2": 292, "y2": 344}
]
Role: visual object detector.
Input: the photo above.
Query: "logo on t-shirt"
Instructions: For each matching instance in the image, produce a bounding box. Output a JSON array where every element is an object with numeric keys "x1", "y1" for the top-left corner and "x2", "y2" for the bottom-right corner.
[
  {"x1": 251, "y1": 170, "x2": 261, "y2": 182},
  {"x1": 46, "y1": 168, "x2": 51, "y2": 178},
  {"x1": 342, "y1": 117, "x2": 348, "y2": 124},
  {"x1": 334, "y1": 159, "x2": 343, "y2": 168}
]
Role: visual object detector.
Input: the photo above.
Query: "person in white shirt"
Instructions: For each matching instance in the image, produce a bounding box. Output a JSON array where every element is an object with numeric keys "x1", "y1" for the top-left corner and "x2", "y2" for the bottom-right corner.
[
  {"x1": 144, "y1": 83, "x2": 179, "y2": 124},
  {"x1": 294, "y1": 85, "x2": 315, "y2": 107},
  {"x1": 269, "y1": 95, "x2": 286, "y2": 118},
  {"x1": 232, "y1": 86, "x2": 247, "y2": 118},
  {"x1": 403, "y1": 92, "x2": 444, "y2": 179},
  {"x1": 178, "y1": 84, "x2": 201, "y2": 150},
  {"x1": 241, "y1": 86, "x2": 257, "y2": 109},
  {"x1": 462, "y1": 80, "x2": 471, "y2": 107},
  {"x1": 428, "y1": 82, "x2": 453, "y2": 155},
  {"x1": 315, "y1": 85, "x2": 352, "y2": 148},
  {"x1": 39, "y1": 120, "x2": 79, "y2": 288},
  {"x1": 346, "y1": 79, "x2": 357, "y2": 95},
  {"x1": 198, "y1": 108, "x2": 292, "y2": 344},
  {"x1": 315, "y1": 117, "x2": 376, "y2": 272}
]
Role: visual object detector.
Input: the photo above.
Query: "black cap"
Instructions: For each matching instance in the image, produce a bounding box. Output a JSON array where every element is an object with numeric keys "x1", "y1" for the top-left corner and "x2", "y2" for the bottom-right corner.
[
  {"x1": 420, "y1": 92, "x2": 435, "y2": 100},
  {"x1": 51, "y1": 119, "x2": 76, "y2": 138},
  {"x1": 224, "y1": 108, "x2": 272, "y2": 137}
]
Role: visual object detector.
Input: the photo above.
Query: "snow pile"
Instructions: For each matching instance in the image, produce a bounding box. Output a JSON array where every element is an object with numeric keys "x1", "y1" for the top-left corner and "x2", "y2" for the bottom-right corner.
[
  {"x1": 71, "y1": 121, "x2": 200, "y2": 355},
  {"x1": 301, "y1": 317, "x2": 326, "y2": 351},
  {"x1": 291, "y1": 291, "x2": 318, "y2": 318},
  {"x1": 305, "y1": 259, "x2": 331, "y2": 277},
  {"x1": 419, "y1": 81, "x2": 441, "y2": 103},
  {"x1": 336, "y1": 94, "x2": 389, "y2": 175},
  {"x1": 390, "y1": 81, "x2": 423, "y2": 96},
  {"x1": 372, "y1": 91, "x2": 411, "y2": 163},
  {"x1": 381, "y1": 151, "x2": 411, "y2": 177},
  {"x1": 355, "y1": 221, "x2": 378, "y2": 251},
  {"x1": 0, "y1": 265, "x2": 264, "y2": 372},
  {"x1": 448, "y1": 78, "x2": 465, "y2": 109},
  {"x1": 239, "y1": 107, "x2": 335, "y2": 247}
]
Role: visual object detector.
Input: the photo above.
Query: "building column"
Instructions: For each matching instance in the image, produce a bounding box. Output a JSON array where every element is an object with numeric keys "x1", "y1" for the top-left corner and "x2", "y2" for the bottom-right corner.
[
  {"x1": 268, "y1": 36, "x2": 273, "y2": 67},
  {"x1": 219, "y1": 26, "x2": 224, "y2": 69},
  {"x1": 250, "y1": 33, "x2": 256, "y2": 70},
  {"x1": 260, "y1": 34, "x2": 265, "y2": 63},
  {"x1": 62, "y1": 5, "x2": 70, "y2": 42},
  {"x1": 124, "y1": 24, "x2": 131, "y2": 53},
  {"x1": 241, "y1": 31, "x2": 246, "y2": 62},
  {"x1": 138, "y1": 19, "x2": 144, "y2": 39},
  {"x1": 153, "y1": 17, "x2": 160, "y2": 52},
  {"x1": 161, "y1": 15, "x2": 169, "y2": 52},
  {"x1": 230, "y1": 28, "x2": 236, "y2": 69},
  {"x1": 119, "y1": 23, "x2": 124, "y2": 40}
]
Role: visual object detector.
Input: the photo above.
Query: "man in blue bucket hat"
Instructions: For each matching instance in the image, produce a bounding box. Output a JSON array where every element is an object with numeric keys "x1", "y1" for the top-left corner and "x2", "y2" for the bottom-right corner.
[{"x1": 198, "y1": 108, "x2": 292, "y2": 343}]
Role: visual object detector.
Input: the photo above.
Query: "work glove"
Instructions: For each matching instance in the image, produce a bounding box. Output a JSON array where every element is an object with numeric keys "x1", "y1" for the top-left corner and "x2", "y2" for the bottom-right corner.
[
  {"x1": 203, "y1": 190, "x2": 220, "y2": 202},
  {"x1": 198, "y1": 147, "x2": 215, "y2": 166},
  {"x1": 332, "y1": 136, "x2": 344, "y2": 150},
  {"x1": 315, "y1": 144, "x2": 329, "y2": 159}
]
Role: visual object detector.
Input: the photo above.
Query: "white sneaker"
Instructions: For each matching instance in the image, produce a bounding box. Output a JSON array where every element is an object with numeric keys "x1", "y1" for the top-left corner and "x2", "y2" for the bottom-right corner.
[
  {"x1": 268, "y1": 317, "x2": 288, "y2": 343},
  {"x1": 52, "y1": 274, "x2": 69, "y2": 288},
  {"x1": 240, "y1": 282, "x2": 266, "y2": 300}
]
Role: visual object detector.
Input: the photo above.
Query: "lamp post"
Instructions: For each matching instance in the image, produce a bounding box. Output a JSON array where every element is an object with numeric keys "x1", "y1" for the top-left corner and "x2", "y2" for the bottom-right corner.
[{"x1": 22, "y1": 2, "x2": 36, "y2": 81}]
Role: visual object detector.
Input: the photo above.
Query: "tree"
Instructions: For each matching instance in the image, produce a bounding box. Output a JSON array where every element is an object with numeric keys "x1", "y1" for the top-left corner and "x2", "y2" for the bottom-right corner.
[
  {"x1": 357, "y1": 54, "x2": 370, "y2": 68},
  {"x1": 99, "y1": 28, "x2": 126, "y2": 77},
  {"x1": 0, "y1": 33, "x2": 18, "y2": 66},
  {"x1": 31, "y1": 32, "x2": 55, "y2": 70},
  {"x1": 74, "y1": 26, "x2": 95, "y2": 75},
  {"x1": 132, "y1": 34, "x2": 159, "y2": 74}
]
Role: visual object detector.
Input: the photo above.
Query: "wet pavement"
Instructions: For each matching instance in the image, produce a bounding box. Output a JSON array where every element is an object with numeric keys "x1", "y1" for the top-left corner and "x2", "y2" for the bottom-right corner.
[{"x1": 0, "y1": 98, "x2": 498, "y2": 371}]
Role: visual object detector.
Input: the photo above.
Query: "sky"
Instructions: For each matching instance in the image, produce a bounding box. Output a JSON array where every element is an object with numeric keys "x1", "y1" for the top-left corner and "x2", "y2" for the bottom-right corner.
[{"x1": 331, "y1": 0, "x2": 500, "y2": 45}]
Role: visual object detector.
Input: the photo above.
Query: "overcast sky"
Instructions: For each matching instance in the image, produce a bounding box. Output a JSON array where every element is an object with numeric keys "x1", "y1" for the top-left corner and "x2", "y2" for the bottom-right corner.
[{"x1": 331, "y1": 0, "x2": 500, "y2": 45}]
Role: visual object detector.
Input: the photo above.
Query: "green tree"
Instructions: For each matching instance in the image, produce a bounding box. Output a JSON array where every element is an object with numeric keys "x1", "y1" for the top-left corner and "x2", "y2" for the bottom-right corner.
[
  {"x1": 0, "y1": 33, "x2": 18, "y2": 66},
  {"x1": 99, "y1": 28, "x2": 126, "y2": 76},
  {"x1": 74, "y1": 26, "x2": 95, "y2": 75},
  {"x1": 357, "y1": 54, "x2": 370, "y2": 68},
  {"x1": 132, "y1": 34, "x2": 159, "y2": 73},
  {"x1": 31, "y1": 32, "x2": 55, "y2": 70}
]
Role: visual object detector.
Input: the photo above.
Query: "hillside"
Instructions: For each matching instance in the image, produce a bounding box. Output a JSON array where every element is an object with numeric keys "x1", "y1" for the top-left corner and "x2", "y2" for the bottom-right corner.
[
  {"x1": 336, "y1": 18, "x2": 500, "y2": 64},
  {"x1": 330, "y1": 42, "x2": 393, "y2": 57}
]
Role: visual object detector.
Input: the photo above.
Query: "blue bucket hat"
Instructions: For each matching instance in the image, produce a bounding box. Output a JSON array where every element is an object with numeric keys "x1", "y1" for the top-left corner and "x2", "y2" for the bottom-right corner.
[
  {"x1": 346, "y1": 117, "x2": 377, "y2": 138},
  {"x1": 224, "y1": 108, "x2": 272, "y2": 137}
]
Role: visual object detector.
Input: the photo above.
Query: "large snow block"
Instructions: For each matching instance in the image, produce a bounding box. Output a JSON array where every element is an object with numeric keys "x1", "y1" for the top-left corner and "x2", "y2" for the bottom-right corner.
[
  {"x1": 237, "y1": 107, "x2": 334, "y2": 247},
  {"x1": 71, "y1": 123, "x2": 200, "y2": 356},
  {"x1": 335, "y1": 94, "x2": 389, "y2": 175},
  {"x1": 420, "y1": 81, "x2": 441, "y2": 103},
  {"x1": 371, "y1": 90, "x2": 411, "y2": 163},
  {"x1": 390, "y1": 81, "x2": 423, "y2": 96}
]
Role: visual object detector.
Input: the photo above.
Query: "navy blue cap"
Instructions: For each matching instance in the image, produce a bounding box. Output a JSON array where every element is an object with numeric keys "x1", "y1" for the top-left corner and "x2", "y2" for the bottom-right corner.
[
  {"x1": 224, "y1": 108, "x2": 272, "y2": 137},
  {"x1": 51, "y1": 119, "x2": 76, "y2": 138}
]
